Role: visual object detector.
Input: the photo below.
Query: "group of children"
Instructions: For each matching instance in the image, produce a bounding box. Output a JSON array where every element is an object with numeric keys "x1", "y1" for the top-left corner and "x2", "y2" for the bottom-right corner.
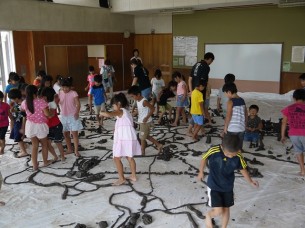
[{"x1": 1, "y1": 66, "x2": 305, "y2": 228}]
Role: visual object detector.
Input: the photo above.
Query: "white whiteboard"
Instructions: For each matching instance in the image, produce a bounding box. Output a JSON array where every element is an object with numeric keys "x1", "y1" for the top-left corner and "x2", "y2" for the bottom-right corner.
[{"x1": 205, "y1": 44, "x2": 282, "y2": 82}]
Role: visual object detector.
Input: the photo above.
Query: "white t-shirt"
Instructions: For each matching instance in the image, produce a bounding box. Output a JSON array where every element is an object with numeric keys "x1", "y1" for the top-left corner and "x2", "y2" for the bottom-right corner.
[
  {"x1": 53, "y1": 82, "x2": 61, "y2": 94},
  {"x1": 151, "y1": 78, "x2": 165, "y2": 95},
  {"x1": 137, "y1": 98, "x2": 152, "y2": 123}
]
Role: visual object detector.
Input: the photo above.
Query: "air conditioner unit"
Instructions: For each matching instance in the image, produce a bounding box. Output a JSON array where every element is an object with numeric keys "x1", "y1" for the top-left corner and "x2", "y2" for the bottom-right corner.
[{"x1": 278, "y1": 0, "x2": 305, "y2": 7}]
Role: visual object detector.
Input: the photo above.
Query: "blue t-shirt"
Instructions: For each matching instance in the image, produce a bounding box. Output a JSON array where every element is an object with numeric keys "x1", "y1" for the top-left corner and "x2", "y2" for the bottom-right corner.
[
  {"x1": 5, "y1": 84, "x2": 18, "y2": 93},
  {"x1": 202, "y1": 145, "x2": 247, "y2": 192},
  {"x1": 89, "y1": 84, "x2": 105, "y2": 106}
]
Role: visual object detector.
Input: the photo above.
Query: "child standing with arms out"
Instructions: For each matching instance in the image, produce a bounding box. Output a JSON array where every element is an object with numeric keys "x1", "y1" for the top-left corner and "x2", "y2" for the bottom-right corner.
[
  {"x1": 197, "y1": 134, "x2": 259, "y2": 228},
  {"x1": 85, "y1": 66, "x2": 96, "y2": 114},
  {"x1": 281, "y1": 89, "x2": 305, "y2": 176},
  {"x1": 8, "y1": 89, "x2": 28, "y2": 157},
  {"x1": 128, "y1": 86, "x2": 163, "y2": 155},
  {"x1": 0, "y1": 91, "x2": 13, "y2": 155},
  {"x1": 89, "y1": 74, "x2": 107, "y2": 133},
  {"x1": 100, "y1": 93, "x2": 141, "y2": 186},
  {"x1": 190, "y1": 80, "x2": 206, "y2": 141},
  {"x1": 223, "y1": 83, "x2": 247, "y2": 150},
  {"x1": 151, "y1": 69, "x2": 165, "y2": 115},
  {"x1": 244, "y1": 105, "x2": 263, "y2": 148},
  {"x1": 172, "y1": 72, "x2": 188, "y2": 127},
  {"x1": 59, "y1": 78, "x2": 83, "y2": 157},
  {"x1": 157, "y1": 80, "x2": 177, "y2": 125},
  {"x1": 21, "y1": 85, "x2": 52, "y2": 170},
  {"x1": 41, "y1": 87, "x2": 66, "y2": 162}
]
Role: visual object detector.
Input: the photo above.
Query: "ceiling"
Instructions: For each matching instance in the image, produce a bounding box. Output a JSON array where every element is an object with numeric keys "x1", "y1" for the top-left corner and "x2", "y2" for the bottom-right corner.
[{"x1": 44, "y1": 0, "x2": 305, "y2": 14}]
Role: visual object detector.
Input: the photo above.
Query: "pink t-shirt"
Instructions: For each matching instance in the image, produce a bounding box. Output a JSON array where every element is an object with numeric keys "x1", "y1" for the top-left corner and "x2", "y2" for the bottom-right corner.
[
  {"x1": 21, "y1": 99, "x2": 48, "y2": 124},
  {"x1": 177, "y1": 81, "x2": 186, "y2": 96},
  {"x1": 59, "y1": 90, "x2": 78, "y2": 116},
  {"x1": 281, "y1": 103, "x2": 305, "y2": 136},
  {"x1": 87, "y1": 74, "x2": 95, "y2": 88},
  {"x1": 0, "y1": 102, "x2": 10, "y2": 127}
]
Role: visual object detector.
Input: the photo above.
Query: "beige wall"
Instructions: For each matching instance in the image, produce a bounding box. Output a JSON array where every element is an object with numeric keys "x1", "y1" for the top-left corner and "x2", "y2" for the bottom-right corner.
[
  {"x1": 0, "y1": 0, "x2": 134, "y2": 32},
  {"x1": 134, "y1": 14, "x2": 172, "y2": 34}
]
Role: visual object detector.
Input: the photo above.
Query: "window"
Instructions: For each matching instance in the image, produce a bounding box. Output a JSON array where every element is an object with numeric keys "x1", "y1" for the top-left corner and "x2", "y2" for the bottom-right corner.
[{"x1": 0, "y1": 31, "x2": 16, "y2": 91}]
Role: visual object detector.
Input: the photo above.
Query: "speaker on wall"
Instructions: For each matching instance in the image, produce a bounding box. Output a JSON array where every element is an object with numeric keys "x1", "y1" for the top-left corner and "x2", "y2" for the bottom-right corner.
[{"x1": 99, "y1": 0, "x2": 109, "y2": 8}]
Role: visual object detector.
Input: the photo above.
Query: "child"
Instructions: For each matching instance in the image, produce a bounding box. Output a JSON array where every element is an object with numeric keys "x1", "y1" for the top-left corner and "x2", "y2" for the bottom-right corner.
[
  {"x1": 197, "y1": 134, "x2": 259, "y2": 228},
  {"x1": 33, "y1": 70, "x2": 46, "y2": 87},
  {"x1": 223, "y1": 82, "x2": 247, "y2": 150},
  {"x1": 190, "y1": 80, "x2": 206, "y2": 140},
  {"x1": 53, "y1": 75, "x2": 63, "y2": 94},
  {"x1": 281, "y1": 89, "x2": 305, "y2": 176},
  {"x1": 299, "y1": 73, "x2": 305, "y2": 90},
  {"x1": 217, "y1": 73, "x2": 235, "y2": 117},
  {"x1": 100, "y1": 93, "x2": 141, "y2": 186},
  {"x1": 21, "y1": 85, "x2": 52, "y2": 170},
  {"x1": 128, "y1": 86, "x2": 163, "y2": 155},
  {"x1": 38, "y1": 75, "x2": 53, "y2": 96},
  {"x1": 4, "y1": 72, "x2": 20, "y2": 103},
  {"x1": 89, "y1": 74, "x2": 107, "y2": 133},
  {"x1": 85, "y1": 66, "x2": 96, "y2": 114},
  {"x1": 59, "y1": 77, "x2": 82, "y2": 157},
  {"x1": 157, "y1": 80, "x2": 177, "y2": 125},
  {"x1": 8, "y1": 89, "x2": 28, "y2": 158},
  {"x1": 100, "y1": 59, "x2": 115, "y2": 99},
  {"x1": 172, "y1": 71, "x2": 188, "y2": 126},
  {"x1": 151, "y1": 69, "x2": 165, "y2": 115},
  {"x1": 0, "y1": 91, "x2": 13, "y2": 154},
  {"x1": 41, "y1": 87, "x2": 66, "y2": 162},
  {"x1": 244, "y1": 105, "x2": 263, "y2": 148}
]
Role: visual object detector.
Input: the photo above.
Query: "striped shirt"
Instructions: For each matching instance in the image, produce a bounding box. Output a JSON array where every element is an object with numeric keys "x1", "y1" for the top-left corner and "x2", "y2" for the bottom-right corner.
[
  {"x1": 202, "y1": 145, "x2": 247, "y2": 192},
  {"x1": 228, "y1": 97, "x2": 246, "y2": 132}
]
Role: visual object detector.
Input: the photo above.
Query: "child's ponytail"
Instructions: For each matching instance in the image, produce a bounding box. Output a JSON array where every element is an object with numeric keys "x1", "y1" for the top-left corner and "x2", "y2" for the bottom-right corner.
[{"x1": 26, "y1": 85, "x2": 38, "y2": 114}]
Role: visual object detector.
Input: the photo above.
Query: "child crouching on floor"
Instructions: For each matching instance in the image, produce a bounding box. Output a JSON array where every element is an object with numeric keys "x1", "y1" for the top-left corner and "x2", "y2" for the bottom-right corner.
[
  {"x1": 244, "y1": 104, "x2": 263, "y2": 148},
  {"x1": 157, "y1": 80, "x2": 177, "y2": 125},
  {"x1": 197, "y1": 134, "x2": 259, "y2": 228}
]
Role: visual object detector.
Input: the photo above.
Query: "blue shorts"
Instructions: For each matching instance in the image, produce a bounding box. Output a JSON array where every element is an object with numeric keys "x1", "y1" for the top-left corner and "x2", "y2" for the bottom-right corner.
[
  {"x1": 176, "y1": 95, "x2": 189, "y2": 107},
  {"x1": 141, "y1": 87, "x2": 152, "y2": 100},
  {"x1": 192, "y1": 115, "x2": 204, "y2": 126},
  {"x1": 60, "y1": 115, "x2": 83, "y2": 132},
  {"x1": 244, "y1": 132, "x2": 260, "y2": 142},
  {"x1": 290, "y1": 136, "x2": 305, "y2": 153},
  {"x1": 10, "y1": 121, "x2": 23, "y2": 142}
]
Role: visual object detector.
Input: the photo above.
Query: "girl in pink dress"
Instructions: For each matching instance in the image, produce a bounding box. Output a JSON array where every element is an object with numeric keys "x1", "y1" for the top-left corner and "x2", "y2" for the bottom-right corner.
[
  {"x1": 21, "y1": 85, "x2": 52, "y2": 170},
  {"x1": 100, "y1": 93, "x2": 141, "y2": 186},
  {"x1": 85, "y1": 66, "x2": 97, "y2": 115}
]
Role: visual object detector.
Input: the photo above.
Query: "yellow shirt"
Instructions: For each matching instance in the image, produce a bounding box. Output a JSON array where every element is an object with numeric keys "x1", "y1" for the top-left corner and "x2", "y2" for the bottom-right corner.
[{"x1": 190, "y1": 89, "x2": 204, "y2": 115}]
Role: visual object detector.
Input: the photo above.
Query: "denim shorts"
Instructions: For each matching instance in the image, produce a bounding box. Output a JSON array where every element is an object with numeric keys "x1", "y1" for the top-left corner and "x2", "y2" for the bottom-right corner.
[
  {"x1": 244, "y1": 132, "x2": 260, "y2": 142},
  {"x1": 290, "y1": 136, "x2": 305, "y2": 153},
  {"x1": 192, "y1": 115, "x2": 204, "y2": 126},
  {"x1": 141, "y1": 87, "x2": 152, "y2": 100},
  {"x1": 176, "y1": 95, "x2": 189, "y2": 107}
]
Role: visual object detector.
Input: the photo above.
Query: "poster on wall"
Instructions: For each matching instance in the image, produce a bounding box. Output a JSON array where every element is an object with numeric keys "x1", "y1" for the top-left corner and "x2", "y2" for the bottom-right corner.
[
  {"x1": 291, "y1": 46, "x2": 305, "y2": 63},
  {"x1": 173, "y1": 36, "x2": 198, "y2": 67}
]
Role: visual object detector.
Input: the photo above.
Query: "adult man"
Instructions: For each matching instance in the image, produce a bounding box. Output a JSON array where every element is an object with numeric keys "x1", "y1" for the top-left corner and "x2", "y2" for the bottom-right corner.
[{"x1": 188, "y1": 52, "x2": 214, "y2": 93}]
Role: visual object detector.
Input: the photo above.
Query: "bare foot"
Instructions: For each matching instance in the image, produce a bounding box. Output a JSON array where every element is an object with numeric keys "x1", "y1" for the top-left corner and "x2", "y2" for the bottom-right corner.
[
  {"x1": 187, "y1": 132, "x2": 193, "y2": 137},
  {"x1": 64, "y1": 151, "x2": 73, "y2": 155},
  {"x1": 16, "y1": 152, "x2": 29, "y2": 158},
  {"x1": 157, "y1": 144, "x2": 163, "y2": 154},
  {"x1": 74, "y1": 152, "x2": 81, "y2": 157},
  {"x1": 192, "y1": 135, "x2": 199, "y2": 141},
  {"x1": 60, "y1": 156, "x2": 66, "y2": 162},
  {"x1": 126, "y1": 176, "x2": 137, "y2": 182},
  {"x1": 0, "y1": 201, "x2": 5, "y2": 206},
  {"x1": 41, "y1": 160, "x2": 53, "y2": 168},
  {"x1": 298, "y1": 172, "x2": 305, "y2": 176},
  {"x1": 52, "y1": 156, "x2": 59, "y2": 162},
  {"x1": 171, "y1": 123, "x2": 178, "y2": 127},
  {"x1": 205, "y1": 213, "x2": 213, "y2": 228},
  {"x1": 112, "y1": 179, "x2": 126, "y2": 186}
]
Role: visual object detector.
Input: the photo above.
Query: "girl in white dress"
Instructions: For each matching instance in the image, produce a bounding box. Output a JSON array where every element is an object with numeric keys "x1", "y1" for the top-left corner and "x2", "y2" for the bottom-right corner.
[{"x1": 100, "y1": 93, "x2": 141, "y2": 186}]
